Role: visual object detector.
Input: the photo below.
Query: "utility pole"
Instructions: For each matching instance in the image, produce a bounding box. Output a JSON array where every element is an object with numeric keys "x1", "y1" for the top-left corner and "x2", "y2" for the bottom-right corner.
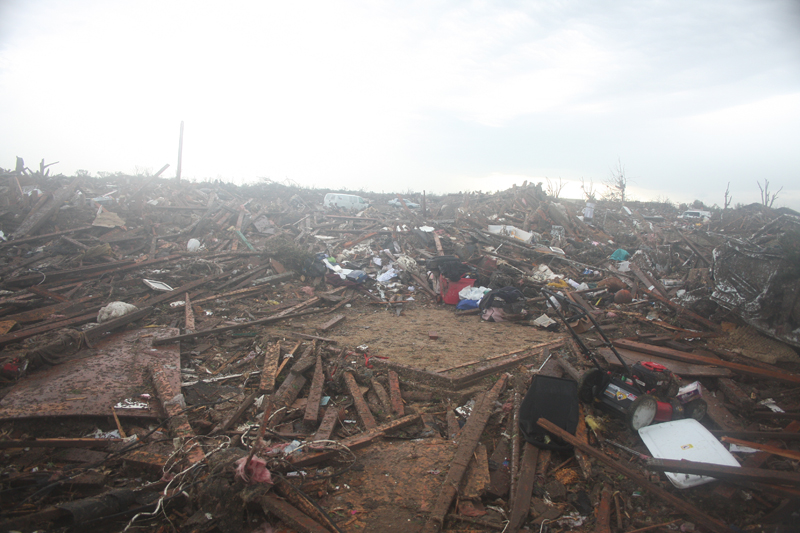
[{"x1": 176, "y1": 120, "x2": 184, "y2": 182}]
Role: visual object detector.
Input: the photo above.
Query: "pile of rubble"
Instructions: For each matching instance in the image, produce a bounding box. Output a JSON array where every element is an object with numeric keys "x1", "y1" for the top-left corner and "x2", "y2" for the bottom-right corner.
[{"x1": 0, "y1": 168, "x2": 799, "y2": 533}]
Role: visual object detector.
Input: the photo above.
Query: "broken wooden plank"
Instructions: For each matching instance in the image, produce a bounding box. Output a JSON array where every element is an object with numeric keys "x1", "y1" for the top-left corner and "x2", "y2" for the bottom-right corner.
[
  {"x1": 291, "y1": 414, "x2": 420, "y2": 467},
  {"x1": 641, "y1": 288, "x2": 722, "y2": 331},
  {"x1": 596, "y1": 484, "x2": 613, "y2": 533},
  {"x1": 421, "y1": 374, "x2": 509, "y2": 533},
  {"x1": 317, "y1": 313, "x2": 346, "y2": 332},
  {"x1": 290, "y1": 344, "x2": 317, "y2": 376},
  {"x1": 701, "y1": 385, "x2": 745, "y2": 431},
  {"x1": 211, "y1": 390, "x2": 260, "y2": 435},
  {"x1": 12, "y1": 178, "x2": 80, "y2": 239},
  {"x1": 257, "y1": 494, "x2": 330, "y2": 533},
  {"x1": 370, "y1": 378, "x2": 392, "y2": 416},
  {"x1": 721, "y1": 436, "x2": 800, "y2": 462},
  {"x1": 486, "y1": 437, "x2": 510, "y2": 498},
  {"x1": 371, "y1": 358, "x2": 455, "y2": 389},
  {"x1": 259, "y1": 343, "x2": 281, "y2": 394},
  {"x1": 574, "y1": 404, "x2": 592, "y2": 479},
  {"x1": 647, "y1": 458, "x2": 800, "y2": 487},
  {"x1": 27, "y1": 285, "x2": 68, "y2": 302},
  {"x1": 150, "y1": 362, "x2": 204, "y2": 464},
  {"x1": 184, "y1": 293, "x2": 195, "y2": 331},
  {"x1": 612, "y1": 339, "x2": 800, "y2": 385},
  {"x1": 388, "y1": 370, "x2": 404, "y2": 416},
  {"x1": 597, "y1": 347, "x2": 732, "y2": 378},
  {"x1": 537, "y1": 418, "x2": 730, "y2": 533},
  {"x1": 450, "y1": 343, "x2": 564, "y2": 387},
  {"x1": 461, "y1": 442, "x2": 490, "y2": 499},
  {"x1": 344, "y1": 372, "x2": 377, "y2": 430},
  {"x1": 506, "y1": 442, "x2": 539, "y2": 533},
  {"x1": 152, "y1": 307, "x2": 327, "y2": 345},
  {"x1": 0, "y1": 438, "x2": 122, "y2": 449},
  {"x1": 313, "y1": 405, "x2": 341, "y2": 441},
  {"x1": 303, "y1": 354, "x2": 325, "y2": 424}
]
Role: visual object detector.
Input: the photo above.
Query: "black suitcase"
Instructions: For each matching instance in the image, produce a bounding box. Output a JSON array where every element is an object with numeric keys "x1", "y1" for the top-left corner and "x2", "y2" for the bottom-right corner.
[{"x1": 518, "y1": 375, "x2": 579, "y2": 451}]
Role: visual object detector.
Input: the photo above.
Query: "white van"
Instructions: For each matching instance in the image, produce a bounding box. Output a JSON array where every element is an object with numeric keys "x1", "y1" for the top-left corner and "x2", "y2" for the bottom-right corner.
[
  {"x1": 323, "y1": 193, "x2": 369, "y2": 211},
  {"x1": 678, "y1": 210, "x2": 712, "y2": 220}
]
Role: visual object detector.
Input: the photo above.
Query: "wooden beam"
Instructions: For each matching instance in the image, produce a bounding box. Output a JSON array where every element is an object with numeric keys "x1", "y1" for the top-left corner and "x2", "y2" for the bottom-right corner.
[
  {"x1": 388, "y1": 370, "x2": 404, "y2": 416},
  {"x1": 613, "y1": 339, "x2": 800, "y2": 385},
  {"x1": 421, "y1": 374, "x2": 509, "y2": 533},
  {"x1": 344, "y1": 372, "x2": 377, "y2": 430},
  {"x1": 506, "y1": 442, "x2": 539, "y2": 532}
]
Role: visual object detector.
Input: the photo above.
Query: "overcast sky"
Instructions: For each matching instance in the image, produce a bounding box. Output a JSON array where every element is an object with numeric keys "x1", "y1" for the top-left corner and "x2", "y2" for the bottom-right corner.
[{"x1": 1, "y1": 1, "x2": 799, "y2": 209}]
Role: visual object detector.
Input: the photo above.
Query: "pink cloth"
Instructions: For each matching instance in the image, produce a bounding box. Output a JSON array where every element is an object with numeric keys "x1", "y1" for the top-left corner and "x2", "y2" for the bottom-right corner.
[{"x1": 234, "y1": 456, "x2": 273, "y2": 484}]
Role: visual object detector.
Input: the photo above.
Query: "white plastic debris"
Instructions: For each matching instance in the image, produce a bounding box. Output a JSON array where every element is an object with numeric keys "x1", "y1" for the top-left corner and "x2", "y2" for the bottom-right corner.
[
  {"x1": 143, "y1": 279, "x2": 174, "y2": 291},
  {"x1": 187, "y1": 238, "x2": 201, "y2": 251},
  {"x1": 532, "y1": 314, "x2": 557, "y2": 328},
  {"x1": 97, "y1": 301, "x2": 139, "y2": 323},
  {"x1": 458, "y1": 285, "x2": 488, "y2": 301}
]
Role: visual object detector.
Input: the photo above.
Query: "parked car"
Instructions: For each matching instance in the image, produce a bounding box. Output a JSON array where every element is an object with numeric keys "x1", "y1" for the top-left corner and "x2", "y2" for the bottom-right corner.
[
  {"x1": 388, "y1": 198, "x2": 420, "y2": 209},
  {"x1": 678, "y1": 210, "x2": 711, "y2": 220},
  {"x1": 323, "y1": 193, "x2": 369, "y2": 211}
]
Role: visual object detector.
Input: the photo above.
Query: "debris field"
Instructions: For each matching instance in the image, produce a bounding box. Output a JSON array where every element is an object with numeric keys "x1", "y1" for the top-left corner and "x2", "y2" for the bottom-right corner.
[{"x1": 0, "y1": 168, "x2": 799, "y2": 533}]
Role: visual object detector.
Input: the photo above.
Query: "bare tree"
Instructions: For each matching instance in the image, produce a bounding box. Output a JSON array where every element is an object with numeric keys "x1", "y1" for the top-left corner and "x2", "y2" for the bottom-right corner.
[
  {"x1": 605, "y1": 158, "x2": 628, "y2": 203},
  {"x1": 545, "y1": 177, "x2": 566, "y2": 199},
  {"x1": 580, "y1": 177, "x2": 596, "y2": 201},
  {"x1": 757, "y1": 179, "x2": 783, "y2": 208},
  {"x1": 723, "y1": 182, "x2": 732, "y2": 210}
]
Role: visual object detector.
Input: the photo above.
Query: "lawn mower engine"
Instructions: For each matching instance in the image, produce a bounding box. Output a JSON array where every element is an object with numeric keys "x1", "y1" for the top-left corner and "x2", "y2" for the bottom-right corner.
[
  {"x1": 579, "y1": 362, "x2": 708, "y2": 432},
  {"x1": 539, "y1": 287, "x2": 707, "y2": 433}
]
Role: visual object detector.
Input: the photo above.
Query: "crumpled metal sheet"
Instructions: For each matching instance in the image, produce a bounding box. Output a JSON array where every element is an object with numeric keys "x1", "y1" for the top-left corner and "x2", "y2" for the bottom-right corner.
[{"x1": 711, "y1": 216, "x2": 800, "y2": 349}]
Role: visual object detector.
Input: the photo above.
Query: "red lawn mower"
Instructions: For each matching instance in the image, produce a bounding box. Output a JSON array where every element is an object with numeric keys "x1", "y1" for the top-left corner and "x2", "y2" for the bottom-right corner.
[{"x1": 541, "y1": 288, "x2": 707, "y2": 432}]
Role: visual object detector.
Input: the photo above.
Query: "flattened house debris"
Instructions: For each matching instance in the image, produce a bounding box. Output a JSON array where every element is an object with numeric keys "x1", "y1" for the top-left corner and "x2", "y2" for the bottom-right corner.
[{"x1": 1, "y1": 165, "x2": 800, "y2": 532}]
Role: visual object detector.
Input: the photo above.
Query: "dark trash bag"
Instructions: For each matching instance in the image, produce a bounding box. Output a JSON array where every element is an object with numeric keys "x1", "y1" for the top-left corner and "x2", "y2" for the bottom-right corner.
[
  {"x1": 438, "y1": 261, "x2": 477, "y2": 282},
  {"x1": 518, "y1": 375, "x2": 579, "y2": 451},
  {"x1": 479, "y1": 286, "x2": 526, "y2": 313}
]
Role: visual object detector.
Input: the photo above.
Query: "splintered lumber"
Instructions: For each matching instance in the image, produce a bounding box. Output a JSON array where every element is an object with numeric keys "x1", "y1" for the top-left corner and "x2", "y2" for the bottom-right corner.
[
  {"x1": 211, "y1": 390, "x2": 260, "y2": 435},
  {"x1": 317, "y1": 313, "x2": 346, "y2": 332},
  {"x1": 536, "y1": 418, "x2": 730, "y2": 533},
  {"x1": 303, "y1": 354, "x2": 325, "y2": 424},
  {"x1": 152, "y1": 307, "x2": 326, "y2": 345},
  {"x1": 574, "y1": 404, "x2": 592, "y2": 479},
  {"x1": 257, "y1": 494, "x2": 330, "y2": 533},
  {"x1": 612, "y1": 339, "x2": 800, "y2": 385},
  {"x1": 12, "y1": 177, "x2": 80, "y2": 239},
  {"x1": 388, "y1": 370, "x2": 404, "y2": 416},
  {"x1": 725, "y1": 422, "x2": 800, "y2": 481},
  {"x1": 421, "y1": 374, "x2": 509, "y2": 533},
  {"x1": 506, "y1": 442, "x2": 539, "y2": 533},
  {"x1": 642, "y1": 288, "x2": 722, "y2": 332},
  {"x1": 259, "y1": 343, "x2": 281, "y2": 394},
  {"x1": 344, "y1": 372, "x2": 377, "y2": 430},
  {"x1": 371, "y1": 358, "x2": 454, "y2": 389},
  {"x1": 290, "y1": 414, "x2": 420, "y2": 467},
  {"x1": 271, "y1": 373, "x2": 307, "y2": 425},
  {"x1": 461, "y1": 443, "x2": 490, "y2": 499},
  {"x1": 150, "y1": 362, "x2": 204, "y2": 464},
  {"x1": 370, "y1": 377, "x2": 393, "y2": 415},
  {"x1": 313, "y1": 405, "x2": 341, "y2": 441},
  {"x1": 27, "y1": 285, "x2": 68, "y2": 302},
  {"x1": 597, "y1": 347, "x2": 732, "y2": 378},
  {"x1": 0, "y1": 225, "x2": 93, "y2": 248},
  {"x1": 291, "y1": 344, "x2": 317, "y2": 375},
  {"x1": 596, "y1": 484, "x2": 613, "y2": 533},
  {"x1": 646, "y1": 459, "x2": 800, "y2": 487},
  {"x1": 0, "y1": 438, "x2": 122, "y2": 449},
  {"x1": 710, "y1": 430, "x2": 800, "y2": 441},
  {"x1": 721, "y1": 436, "x2": 800, "y2": 462},
  {"x1": 184, "y1": 293, "x2": 195, "y2": 330},
  {"x1": 487, "y1": 437, "x2": 510, "y2": 497}
]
